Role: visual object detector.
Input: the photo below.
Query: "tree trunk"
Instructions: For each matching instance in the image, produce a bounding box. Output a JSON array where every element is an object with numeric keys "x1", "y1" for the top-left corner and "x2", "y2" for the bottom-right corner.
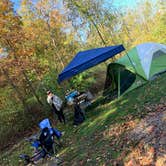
[
  {"x1": 4, "y1": 39, "x2": 44, "y2": 109},
  {"x1": 73, "y1": 1, "x2": 107, "y2": 46},
  {"x1": 52, "y1": 38, "x2": 65, "y2": 69},
  {"x1": 2, "y1": 68, "x2": 30, "y2": 111},
  {"x1": 90, "y1": 18, "x2": 107, "y2": 46},
  {"x1": 22, "y1": 70, "x2": 44, "y2": 106},
  {"x1": 46, "y1": 20, "x2": 65, "y2": 69},
  {"x1": 8, "y1": 46, "x2": 44, "y2": 107}
]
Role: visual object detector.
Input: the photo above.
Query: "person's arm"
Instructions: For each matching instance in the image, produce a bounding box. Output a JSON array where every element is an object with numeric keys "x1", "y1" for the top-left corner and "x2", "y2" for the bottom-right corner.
[
  {"x1": 47, "y1": 96, "x2": 53, "y2": 105},
  {"x1": 39, "y1": 133, "x2": 44, "y2": 146},
  {"x1": 47, "y1": 98, "x2": 50, "y2": 104},
  {"x1": 52, "y1": 128, "x2": 62, "y2": 139}
]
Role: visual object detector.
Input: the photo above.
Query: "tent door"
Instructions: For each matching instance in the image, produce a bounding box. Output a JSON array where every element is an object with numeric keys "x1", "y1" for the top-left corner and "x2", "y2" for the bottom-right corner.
[{"x1": 103, "y1": 63, "x2": 136, "y2": 99}]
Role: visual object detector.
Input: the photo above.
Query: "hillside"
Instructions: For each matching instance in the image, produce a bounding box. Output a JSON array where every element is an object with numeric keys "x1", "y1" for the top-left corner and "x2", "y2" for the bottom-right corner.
[
  {"x1": 0, "y1": 73, "x2": 166, "y2": 166},
  {"x1": 59, "y1": 73, "x2": 166, "y2": 166}
]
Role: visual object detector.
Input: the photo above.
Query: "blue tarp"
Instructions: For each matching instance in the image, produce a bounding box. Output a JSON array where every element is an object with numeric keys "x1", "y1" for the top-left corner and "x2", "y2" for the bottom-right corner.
[{"x1": 58, "y1": 45, "x2": 125, "y2": 83}]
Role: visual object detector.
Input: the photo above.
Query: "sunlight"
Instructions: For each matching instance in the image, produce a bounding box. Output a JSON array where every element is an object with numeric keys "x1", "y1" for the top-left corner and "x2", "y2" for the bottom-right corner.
[{"x1": 87, "y1": 108, "x2": 117, "y2": 128}]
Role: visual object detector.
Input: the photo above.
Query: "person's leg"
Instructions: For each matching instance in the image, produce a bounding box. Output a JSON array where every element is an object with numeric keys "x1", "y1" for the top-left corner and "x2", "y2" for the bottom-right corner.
[
  {"x1": 61, "y1": 111, "x2": 66, "y2": 124},
  {"x1": 76, "y1": 104, "x2": 85, "y2": 120},
  {"x1": 52, "y1": 104, "x2": 62, "y2": 123},
  {"x1": 80, "y1": 110, "x2": 85, "y2": 120},
  {"x1": 59, "y1": 108, "x2": 66, "y2": 124},
  {"x1": 56, "y1": 112, "x2": 63, "y2": 123},
  {"x1": 57, "y1": 111, "x2": 63, "y2": 123}
]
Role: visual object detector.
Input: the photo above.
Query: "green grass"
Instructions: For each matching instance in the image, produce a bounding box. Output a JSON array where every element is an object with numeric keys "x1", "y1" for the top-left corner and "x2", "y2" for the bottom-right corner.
[
  {"x1": 0, "y1": 141, "x2": 31, "y2": 166},
  {"x1": 59, "y1": 73, "x2": 166, "y2": 165},
  {"x1": 0, "y1": 73, "x2": 166, "y2": 166}
]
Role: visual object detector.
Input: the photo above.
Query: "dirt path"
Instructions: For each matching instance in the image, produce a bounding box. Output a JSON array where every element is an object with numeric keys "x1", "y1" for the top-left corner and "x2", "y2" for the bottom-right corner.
[{"x1": 125, "y1": 104, "x2": 166, "y2": 166}]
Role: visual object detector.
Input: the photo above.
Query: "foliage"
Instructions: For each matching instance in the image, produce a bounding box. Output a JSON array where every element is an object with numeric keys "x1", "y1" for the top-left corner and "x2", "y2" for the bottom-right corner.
[
  {"x1": 1, "y1": 69, "x2": 165, "y2": 166},
  {"x1": 69, "y1": 70, "x2": 96, "y2": 91},
  {"x1": 0, "y1": 0, "x2": 166, "y2": 155}
]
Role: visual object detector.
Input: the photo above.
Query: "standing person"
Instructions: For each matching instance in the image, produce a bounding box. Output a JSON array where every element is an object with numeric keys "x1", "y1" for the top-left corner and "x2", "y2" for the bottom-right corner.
[
  {"x1": 47, "y1": 90, "x2": 66, "y2": 124},
  {"x1": 73, "y1": 98, "x2": 85, "y2": 126}
]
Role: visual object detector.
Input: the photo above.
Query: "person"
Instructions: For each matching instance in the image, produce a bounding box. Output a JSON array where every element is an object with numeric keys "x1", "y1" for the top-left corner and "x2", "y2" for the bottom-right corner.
[
  {"x1": 73, "y1": 98, "x2": 85, "y2": 126},
  {"x1": 39, "y1": 127, "x2": 55, "y2": 154},
  {"x1": 19, "y1": 119, "x2": 63, "y2": 165},
  {"x1": 38, "y1": 119, "x2": 62, "y2": 153},
  {"x1": 47, "y1": 91, "x2": 66, "y2": 124}
]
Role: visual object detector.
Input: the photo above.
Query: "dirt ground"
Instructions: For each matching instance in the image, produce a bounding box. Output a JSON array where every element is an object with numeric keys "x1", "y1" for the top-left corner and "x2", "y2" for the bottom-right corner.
[{"x1": 125, "y1": 103, "x2": 166, "y2": 166}]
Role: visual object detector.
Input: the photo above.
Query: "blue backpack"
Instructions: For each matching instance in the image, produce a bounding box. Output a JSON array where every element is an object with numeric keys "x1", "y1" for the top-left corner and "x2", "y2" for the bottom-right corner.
[{"x1": 39, "y1": 118, "x2": 62, "y2": 139}]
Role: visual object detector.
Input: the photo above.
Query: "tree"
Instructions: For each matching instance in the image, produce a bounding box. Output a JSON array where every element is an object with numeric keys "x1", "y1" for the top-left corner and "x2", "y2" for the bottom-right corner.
[
  {"x1": 64, "y1": 0, "x2": 116, "y2": 46},
  {"x1": 0, "y1": 0, "x2": 44, "y2": 108}
]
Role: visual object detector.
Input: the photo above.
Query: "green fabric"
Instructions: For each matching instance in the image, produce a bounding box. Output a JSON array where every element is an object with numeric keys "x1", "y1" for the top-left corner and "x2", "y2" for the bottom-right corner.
[
  {"x1": 103, "y1": 63, "x2": 139, "y2": 96},
  {"x1": 118, "y1": 68, "x2": 120, "y2": 97},
  {"x1": 123, "y1": 75, "x2": 146, "y2": 94},
  {"x1": 149, "y1": 53, "x2": 166, "y2": 78},
  {"x1": 116, "y1": 48, "x2": 147, "y2": 79}
]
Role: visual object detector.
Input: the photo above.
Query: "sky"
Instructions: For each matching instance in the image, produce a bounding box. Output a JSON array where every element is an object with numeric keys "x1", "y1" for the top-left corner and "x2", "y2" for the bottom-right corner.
[
  {"x1": 11, "y1": 0, "x2": 140, "y2": 11},
  {"x1": 11, "y1": 0, "x2": 21, "y2": 10},
  {"x1": 113, "y1": 0, "x2": 138, "y2": 9}
]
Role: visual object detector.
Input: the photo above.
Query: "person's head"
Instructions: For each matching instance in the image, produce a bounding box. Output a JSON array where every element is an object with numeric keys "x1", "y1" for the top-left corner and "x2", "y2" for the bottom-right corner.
[
  {"x1": 42, "y1": 127, "x2": 49, "y2": 136},
  {"x1": 42, "y1": 127, "x2": 49, "y2": 131},
  {"x1": 47, "y1": 90, "x2": 52, "y2": 96}
]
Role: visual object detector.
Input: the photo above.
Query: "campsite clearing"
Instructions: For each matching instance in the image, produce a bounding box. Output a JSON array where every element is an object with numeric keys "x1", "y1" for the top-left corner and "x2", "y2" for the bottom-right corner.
[
  {"x1": 1, "y1": 72, "x2": 165, "y2": 166},
  {"x1": 57, "y1": 73, "x2": 166, "y2": 165}
]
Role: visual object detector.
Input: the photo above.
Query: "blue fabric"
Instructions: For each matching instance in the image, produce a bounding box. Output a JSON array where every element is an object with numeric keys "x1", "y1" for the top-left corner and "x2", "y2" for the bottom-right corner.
[
  {"x1": 58, "y1": 45, "x2": 125, "y2": 83},
  {"x1": 65, "y1": 91, "x2": 78, "y2": 101},
  {"x1": 48, "y1": 128, "x2": 54, "y2": 135},
  {"x1": 39, "y1": 119, "x2": 51, "y2": 129},
  {"x1": 39, "y1": 119, "x2": 62, "y2": 139},
  {"x1": 31, "y1": 140, "x2": 40, "y2": 149},
  {"x1": 53, "y1": 128, "x2": 62, "y2": 139}
]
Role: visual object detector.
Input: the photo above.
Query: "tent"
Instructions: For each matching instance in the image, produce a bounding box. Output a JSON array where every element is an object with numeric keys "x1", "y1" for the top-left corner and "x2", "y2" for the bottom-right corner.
[
  {"x1": 58, "y1": 45, "x2": 125, "y2": 83},
  {"x1": 103, "y1": 42, "x2": 166, "y2": 98}
]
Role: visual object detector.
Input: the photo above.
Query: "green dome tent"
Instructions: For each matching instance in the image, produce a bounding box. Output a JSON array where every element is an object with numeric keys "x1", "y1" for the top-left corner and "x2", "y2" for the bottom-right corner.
[{"x1": 104, "y1": 42, "x2": 166, "y2": 98}]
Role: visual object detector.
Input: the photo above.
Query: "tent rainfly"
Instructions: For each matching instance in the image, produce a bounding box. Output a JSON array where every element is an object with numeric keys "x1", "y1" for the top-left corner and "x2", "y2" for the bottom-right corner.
[
  {"x1": 103, "y1": 42, "x2": 166, "y2": 98},
  {"x1": 58, "y1": 45, "x2": 125, "y2": 83}
]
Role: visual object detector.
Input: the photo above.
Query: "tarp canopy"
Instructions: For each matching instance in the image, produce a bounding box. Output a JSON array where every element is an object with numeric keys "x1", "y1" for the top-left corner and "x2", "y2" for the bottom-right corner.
[{"x1": 58, "y1": 45, "x2": 125, "y2": 83}]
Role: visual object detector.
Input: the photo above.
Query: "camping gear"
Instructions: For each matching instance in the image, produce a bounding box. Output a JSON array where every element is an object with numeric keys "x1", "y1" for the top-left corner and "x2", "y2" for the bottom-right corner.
[
  {"x1": 58, "y1": 45, "x2": 125, "y2": 83},
  {"x1": 73, "y1": 102, "x2": 85, "y2": 126},
  {"x1": 39, "y1": 118, "x2": 62, "y2": 139},
  {"x1": 65, "y1": 90, "x2": 93, "y2": 108},
  {"x1": 65, "y1": 90, "x2": 79, "y2": 105},
  {"x1": 19, "y1": 136, "x2": 47, "y2": 165},
  {"x1": 103, "y1": 42, "x2": 166, "y2": 98},
  {"x1": 19, "y1": 150, "x2": 46, "y2": 165},
  {"x1": 39, "y1": 118, "x2": 52, "y2": 129},
  {"x1": 20, "y1": 119, "x2": 62, "y2": 165}
]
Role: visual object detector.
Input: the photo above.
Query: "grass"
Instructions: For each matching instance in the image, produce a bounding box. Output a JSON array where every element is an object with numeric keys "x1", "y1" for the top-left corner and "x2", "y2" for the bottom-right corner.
[{"x1": 0, "y1": 73, "x2": 166, "y2": 166}]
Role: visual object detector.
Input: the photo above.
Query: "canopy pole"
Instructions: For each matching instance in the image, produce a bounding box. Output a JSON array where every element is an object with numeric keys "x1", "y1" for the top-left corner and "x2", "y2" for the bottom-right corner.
[{"x1": 118, "y1": 68, "x2": 120, "y2": 98}]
